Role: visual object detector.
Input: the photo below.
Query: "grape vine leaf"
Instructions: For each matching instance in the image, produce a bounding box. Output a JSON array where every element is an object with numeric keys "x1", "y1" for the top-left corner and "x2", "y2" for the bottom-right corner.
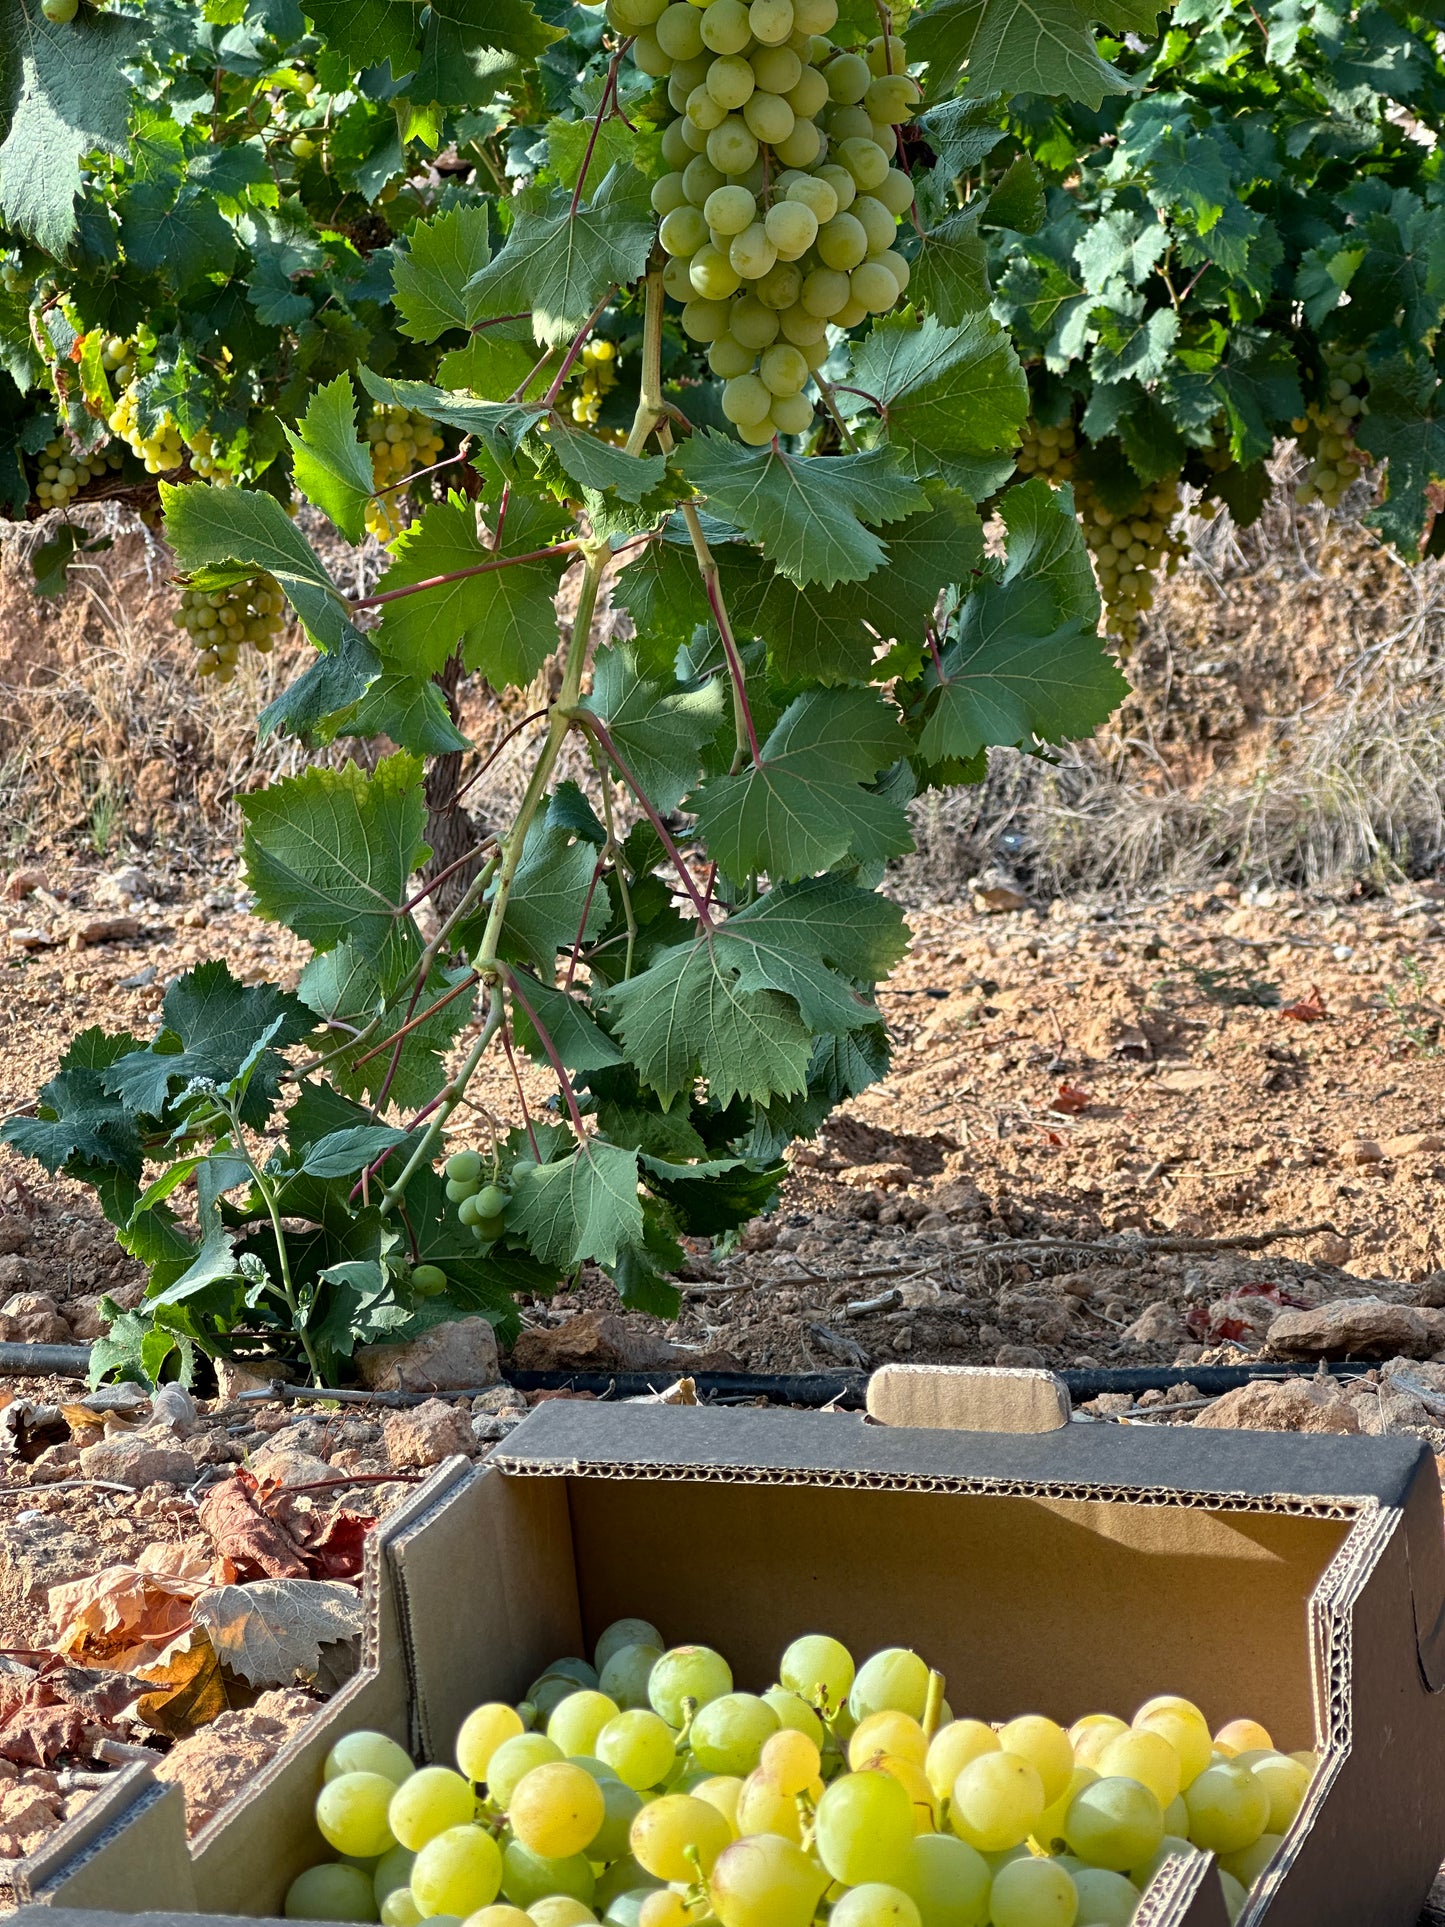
[
  {"x1": 339, "y1": 675, "x2": 471, "y2": 757},
  {"x1": 611, "y1": 532, "x2": 712, "y2": 676},
  {"x1": 915, "y1": 94, "x2": 1008, "y2": 176},
  {"x1": 286, "y1": 374, "x2": 375, "y2": 543},
  {"x1": 298, "y1": 948, "x2": 475, "y2": 1112},
  {"x1": 1210, "y1": 330, "x2": 1303, "y2": 465},
  {"x1": 0, "y1": 0, "x2": 138, "y2": 252},
  {"x1": 464, "y1": 165, "x2": 656, "y2": 348},
  {"x1": 677, "y1": 432, "x2": 929, "y2": 589},
  {"x1": 102, "y1": 963, "x2": 312, "y2": 1122},
  {"x1": 373, "y1": 491, "x2": 570, "y2": 685},
  {"x1": 242, "y1": 752, "x2": 429, "y2": 976},
  {"x1": 849, "y1": 312, "x2": 1028, "y2": 499},
  {"x1": 393, "y1": 205, "x2": 493, "y2": 343},
  {"x1": 692, "y1": 691, "x2": 914, "y2": 885},
  {"x1": 0, "y1": 1029, "x2": 147, "y2": 1178},
  {"x1": 117, "y1": 185, "x2": 237, "y2": 288},
  {"x1": 908, "y1": 208, "x2": 991, "y2": 325},
  {"x1": 510, "y1": 972, "x2": 624, "y2": 1074},
  {"x1": 641, "y1": 1155, "x2": 787, "y2": 1237},
  {"x1": 358, "y1": 369, "x2": 546, "y2": 473},
  {"x1": 299, "y1": 0, "x2": 559, "y2": 75},
  {"x1": 907, "y1": 0, "x2": 1160, "y2": 106},
  {"x1": 160, "y1": 483, "x2": 357, "y2": 653},
  {"x1": 509, "y1": 1140, "x2": 644, "y2": 1268},
  {"x1": 499, "y1": 815, "x2": 610, "y2": 977},
  {"x1": 259, "y1": 628, "x2": 384, "y2": 744},
  {"x1": 541, "y1": 420, "x2": 667, "y2": 504},
  {"x1": 1355, "y1": 356, "x2": 1445, "y2": 560},
  {"x1": 719, "y1": 878, "x2": 908, "y2": 1031},
  {"x1": 582, "y1": 645, "x2": 726, "y2": 816},
  {"x1": 916, "y1": 480, "x2": 1126, "y2": 765},
  {"x1": 722, "y1": 484, "x2": 983, "y2": 686}
]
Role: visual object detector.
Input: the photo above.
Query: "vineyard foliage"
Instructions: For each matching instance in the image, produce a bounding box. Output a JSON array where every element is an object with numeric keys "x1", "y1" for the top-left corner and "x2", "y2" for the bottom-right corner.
[{"x1": 0, "y1": 0, "x2": 1439, "y2": 1382}]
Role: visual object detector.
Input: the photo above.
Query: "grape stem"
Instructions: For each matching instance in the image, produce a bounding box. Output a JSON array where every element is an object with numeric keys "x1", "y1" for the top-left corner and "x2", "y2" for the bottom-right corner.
[
  {"x1": 543, "y1": 289, "x2": 619, "y2": 409},
  {"x1": 451, "y1": 707, "x2": 551, "y2": 809},
  {"x1": 570, "y1": 42, "x2": 634, "y2": 217},
  {"x1": 396, "y1": 837, "x2": 498, "y2": 916},
  {"x1": 922, "y1": 1668, "x2": 946, "y2": 1740},
  {"x1": 573, "y1": 711, "x2": 716, "y2": 930},
  {"x1": 500, "y1": 964, "x2": 588, "y2": 1136},
  {"x1": 377, "y1": 985, "x2": 506, "y2": 1213},
  {"x1": 562, "y1": 851, "x2": 608, "y2": 988},
  {"x1": 350, "y1": 540, "x2": 582, "y2": 610},
  {"x1": 499, "y1": 1017, "x2": 542, "y2": 1160},
  {"x1": 815, "y1": 377, "x2": 860, "y2": 452}
]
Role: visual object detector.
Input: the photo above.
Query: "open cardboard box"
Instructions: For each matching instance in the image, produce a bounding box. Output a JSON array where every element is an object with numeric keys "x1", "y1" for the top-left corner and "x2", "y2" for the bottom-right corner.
[{"x1": 11, "y1": 1364, "x2": 1445, "y2": 1927}]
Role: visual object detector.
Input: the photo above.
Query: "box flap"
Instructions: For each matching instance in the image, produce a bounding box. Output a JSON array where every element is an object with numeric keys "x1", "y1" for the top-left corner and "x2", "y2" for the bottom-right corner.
[
  {"x1": 867, "y1": 1364, "x2": 1070, "y2": 1432},
  {"x1": 16, "y1": 1769, "x2": 193, "y2": 1911}
]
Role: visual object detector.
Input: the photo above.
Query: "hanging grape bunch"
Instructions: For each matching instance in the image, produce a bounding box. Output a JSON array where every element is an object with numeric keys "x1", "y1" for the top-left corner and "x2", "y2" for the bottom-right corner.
[
  {"x1": 619, "y1": 0, "x2": 919, "y2": 444},
  {"x1": 569, "y1": 337, "x2": 621, "y2": 426},
  {"x1": 1293, "y1": 344, "x2": 1371, "y2": 510},
  {"x1": 1074, "y1": 473, "x2": 1186, "y2": 651},
  {"x1": 444, "y1": 1149, "x2": 511, "y2": 1248},
  {"x1": 1014, "y1": 417, "x2": 1077, "y2": 485},
  {"x1": 30, "y1": 435, "x2": 124, "y2": 511},
  {"x1": 365, "y1": 403, "x2": 446, "y2": 542},
  {"x1": 175, "y1": 573, "x2": 288, "y2": 681}
]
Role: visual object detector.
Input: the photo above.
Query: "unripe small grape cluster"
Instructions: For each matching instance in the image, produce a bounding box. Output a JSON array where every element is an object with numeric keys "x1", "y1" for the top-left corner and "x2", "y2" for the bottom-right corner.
[
  {"x1": 619, "y1": 0, "x2": 919, "y2": 445},
  {"x1": 1014, "y1": 418, "x2": 1076, "y2": 485},
  {"x1": 176, "y1": 572, "x2": 287, "y2": 680},
  {"x1": 1075, "y1": 474, "x2": 1185, "y2": 649},
  {"x1": 366, "y1": 403, "x2": 445, "y2": 542},
  {"x1": 108, "y1": 384, "x2": 186, "y2": 474},
  {"x1": 1292, "y1": 345, "x2": 1370, "y2": 510},
  {"x1": 444, "y1": 1149, "x2": 510, "y2": 1246},
  {"x1": 31, "y1": 435, "x2": 124, "y2": 510},
  {"x1": 571, "y1": 338, "x2": 621, "y2": 425}
]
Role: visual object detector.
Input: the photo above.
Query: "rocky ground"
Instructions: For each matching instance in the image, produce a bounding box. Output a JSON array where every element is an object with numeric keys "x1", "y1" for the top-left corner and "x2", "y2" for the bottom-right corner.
[{"x1": 6, "y1": 853, "x2": 1445, "y2": 1895}]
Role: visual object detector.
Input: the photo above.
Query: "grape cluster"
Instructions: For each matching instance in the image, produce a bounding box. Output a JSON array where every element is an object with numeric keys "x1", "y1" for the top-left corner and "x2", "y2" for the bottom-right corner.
[
  {"x1": 366, "y1": 403, "x2": 446, "y2": 542},
  {"x1": 571, "y1": 339, "x2": 621, "y2": 426},
  {"x1": 1292, "y1": 346, "x2": 1370, "y2": 510},
  {"x1": 1074, "y1": 474, "x2": 1185, "y2": 650},
  {"x1": 290, "y1": 1619, "x2": 1316, "y2": 1927},
  {"x1": 31, "y1": 435, "x2": 124, "y2": 510},
  {"x1": 1014, "y1": 419, "x2": 1076, "y2": 486},
  {"x1": 108, "y1": 385, "x2": 186, "y2": 474},
  {"x1": 444, "y1": 1149, "x2": 510, "y2": 1246},
  {"x1": 176, "y1": 573, "x2": 287, "y2": 680},
  {"x1": 617, "y1": 0, "x2": 919, "y2": 445}
]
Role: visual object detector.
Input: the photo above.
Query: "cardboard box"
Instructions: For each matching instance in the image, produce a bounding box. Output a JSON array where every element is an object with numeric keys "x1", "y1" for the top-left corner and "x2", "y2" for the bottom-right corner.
[{"x1": 12, "y1": 1366, "x2": 1445, "y2": 1926}]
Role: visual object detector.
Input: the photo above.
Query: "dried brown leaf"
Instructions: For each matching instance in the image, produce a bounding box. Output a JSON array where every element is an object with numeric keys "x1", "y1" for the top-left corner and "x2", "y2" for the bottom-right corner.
[
  {"x1": 137, "y1": 1631, "x2": 230, "y2": 1739},
  {"x1": 191, "y1": 1581, "x2": 363, "y2": 1688}
]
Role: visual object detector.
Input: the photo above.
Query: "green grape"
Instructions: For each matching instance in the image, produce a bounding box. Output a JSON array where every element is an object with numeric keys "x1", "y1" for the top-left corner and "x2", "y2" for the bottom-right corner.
[
  {"x1": 839, "y1": 135, "x2": 890, "y2": 190},
  {"x1": 486, "y1": 1734, "x2": 563, "y2": 1806},
  {"x1": 327, "y1": 1733, "x2": 416, "y2": 1788},
  {"x1": 749, "y1": 0, "x2": 795, "y2": 41},
  {"x1": 723, "y1": 374, "x2": 774, "y2": 427},
  {"x1": 701, "y1": 0, "x2": 752, "y2": 52},
  {"x1": 754, "y1": 260, "x2": 801, "y2": 308},
  {"x1": 729, "y1": 296, "x2": 781, "y2": 347},
  {"x1": 709, "y1": 1835, "x2": 829, "y2": 1927},
  {"x1": 689, "y1": 1692, "x2": 781, "y2": 1775},
  {"x1": 1063, "y1": 1777, "x2": 1164, "y2": 1872},
  {"x1": 501, "y1": 1843, "x2": 596, "y2": 1911},
  {"x1": 1034, "y1": 1768, "x2": 1097, "y2": 1852},
  {"x1": 1218, "y1": 1869, "x2": 1247, "y2": 1924},
  {"x1": 630, "y1": 1793, "x2": 733, "y2": 1881},
  {"x1": 850, "y1": 260, "x2": 899, "y2": 312},
  {"x1": 387, "y1": 1770, "x2": 476, "y2": 1853},
  {"x1": 690, "y1": 247, "x2": 743, "y2": 298},
  {"x1": 728, "y1": 223, "x2": 776, "y2": 279},
  {"x1": 744, "y1": 91, "x2": 794, "y2": 143},
  {"x1": 707, "y1": 54, "x2": 755, "y2": 109},
  {"x1": 443, "y1": 1150, "x2": 483, "y2": 1184},
  {"x1": 318, "y1": 1774, "x2": 400, "y2": 1859},
  {"x1": 793, "y1": 0, "x2": 837, "y2": 26},
  {"x1": 659, "y1": 118, "x2": 693, "y2": 163},
  {"x1": 876, "y1": 167, "x2": 915, "y2": 215},
  {"x1": 800, "y1": 266, "x2": 850, "y2": 316},
  {"x1": 660, "y1": 205, "x2": 708, "y2": 256},
  {"x1": 787, "y1": 66, "x2": 830, "y2": 116},
  {"x1": 595, "y1": 1619, "x2": 663, "y2": 1672},
  {"x1": 1183, "y1": 1764, "x2": 1270, "y2": 1855},
  {"x1": 43, "y1": 0, "x2": 80, "y2": 20},
  {"x1": 548, "y1": 1690, "x2": 620, "y2": 1758},
  {"x1": 589, "y1": 1780, "x2": 646, "y2": 1863},
  {"x1": 773, "y1": 118, "x2": 822, "y2": 166},
  {"x1": 949, "y1": 1754, "x2": 1046, "y2": 1854},
  {"x1": 682, "y1": 156, "x2": 725, "y2": 203},
  {"x1": 1097, "y1": 1729, "x2": 1180, "y2": 1808},
  {"x1": 992, "y1": 1718, "x2": 1071, "y2": 1807},
  {"x1": 649, "y1": 1646, "x2": 733, "y2": 1725},
  {"x1": 779, "y1": 1632, "x2": 855, "y2": 1708},
  {"x1": 735, "y1": 1767, "x2": 801, "y2": 1841},
  {"x1": 816, "y1": 212, "x2": 869, "y2": 270},
  {"x1": 760, "y1": 1687, "x2": 824, "y2": 1746},
  {"x1": 850, "y1": 1648, "x2": 930, "y2": 1722},
  {"x1": 706, "y1": 184, "x2": 757, "y2": 234},
  {"x1": 987, "y1": 1858, "x2": 1077, "y2": 1927},
  {"x1": 852, "y1": 193, "x2": 898, "y2": 252},
  {"x1": 831, "y1": 1885, "x2": 922, "y2": 1927},
  {"x1": 865, "y1": 73, "x2": 920, "y2": 121},
  {"x1": 285, "y1": 1865, "x2": 378, "y2": 1920},
  {"x1": 529, "y1": 1902, "x2": 596, "y2": 1927},
  {"x1": 596, "y1": 1709, "x2": 677, "y2": 1789},
  {"x1": 707, "y1": 118, "x2": 760, "y2": 173},
  {"x1": 815, "y1": 1769, "x2": 916, "y2": 1885},
  {"x1": 897, "y1": 1833, "x2": 992, "y2": 1927},
  {"x1": 687, "y1": 85, "x2": 728, "y2": 129},
  {"x1": 708, "y1": 333, "x2": 757, "y2": 377},
  {"x1": 656, "y1": 1, "x2": 704, "y2": 56},
  {"x1": 380, "y1": 1890, "x2": 422, "y2": 1927},
  {"x1": 509, "y1": 1763, "x2": 605, "y2": 1858},
  {"x1": 866, "y1": 30, "x2": 908, "y2": 71},
  {"x1": 737, "y1": 417, "x2": 777, "y2": 445},
  {"x1": 1247, "y1": 1753, "x2": 1309, "y2": 1831},
  {"x1": 784, "y1": 173, "x2": 837, "y2": 221},
  {"x1": 764, "y1": 200, "x2": 818, "y2": 258},
  {"x1": 875, "y1": 248, "x2": 910, "y2": 294},
  {"x1": 411, "y1": 1264, "x2": 446, "y2": 1298},
  {"x1": 1067, "y1": 1869, "x2": 1138, "y2": 1927},
  {"x1": 466, "y1": 1911, "x2": 532, "y2": 1927},
  {"x1": 827, "y1": 50, "x2": 871, "y2": 100},
  {"x1": 752, "y1": 44, "x2": 802, "y2": 90},
  {"x1": 924, "y1": 1722, "x2": 999, "y2": 1802},
  {"x1": 757, "y1": 343, "x2": 808, "y2": 396},
  {"x1": 680, "y1": 295, "x2": 729, "y2": 340},
  {"x1": 374, "y1": 1846, "x2": 417, "y2": 1907},
  {"x1": 410, "y1": 1827, "x2": 502, "y2": 1918},
  {"x1": 778, "y1": 306, "x2": 826, "y2": 346}
]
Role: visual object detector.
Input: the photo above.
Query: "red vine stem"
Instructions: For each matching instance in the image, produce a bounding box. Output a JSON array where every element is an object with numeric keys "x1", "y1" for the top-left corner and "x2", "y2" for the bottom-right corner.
[
  {"x1": 349, "y1": 968, "x2": 483, "y2": 1076},
  {"x1": 543, "y1": 289, "x2": 619, "y2": 409},
  {"x1": 570, "y1": 42, "x2": 633, "y2": 217},
  {"x1": 500, "y1": 966, "x2": 588, "y2": 1136},
  {"x1": 563, "y1": 855, "x2": 608, "y2": 988},
  {"x1": 499, "y1": 1020, "x2": 542, "y2": 1160},
  {"x1": 396, "y1": 839, "x2": 496, "y2": 917},
  {"x1": 350, "y1": 541, "x2": 581, "y2": 610},
  {"x1": 576, "y1": 713, "x2": 715, "y2": 929}
]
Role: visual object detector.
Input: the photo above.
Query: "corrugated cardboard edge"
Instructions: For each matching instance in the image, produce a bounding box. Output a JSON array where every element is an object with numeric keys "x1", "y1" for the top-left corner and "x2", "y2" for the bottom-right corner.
[
  {"x1": 866, "y1": 1363, "x2": 1070, "y2": 1432},
  {"x1": 1135, "y1": 1848, "x2": 1232, "y2": 1927},
  {"x1": 383, "y1": 1458, "x2": 490, "y2": 1763},
  {"x1": 12, "y1": 1769, "x2": 192, "y2": 1912}
]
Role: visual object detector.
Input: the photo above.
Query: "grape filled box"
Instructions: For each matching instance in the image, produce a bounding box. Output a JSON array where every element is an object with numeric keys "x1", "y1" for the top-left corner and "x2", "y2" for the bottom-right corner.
[{"x1": 11, "y1": 1365, "x2": 1445, "y2": 1927}]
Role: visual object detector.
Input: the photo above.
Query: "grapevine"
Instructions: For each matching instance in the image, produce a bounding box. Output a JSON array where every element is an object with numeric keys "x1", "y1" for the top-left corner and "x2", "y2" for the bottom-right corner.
[{"x1": 175, "y1": 574, "x2": 289, "y2": 681}]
